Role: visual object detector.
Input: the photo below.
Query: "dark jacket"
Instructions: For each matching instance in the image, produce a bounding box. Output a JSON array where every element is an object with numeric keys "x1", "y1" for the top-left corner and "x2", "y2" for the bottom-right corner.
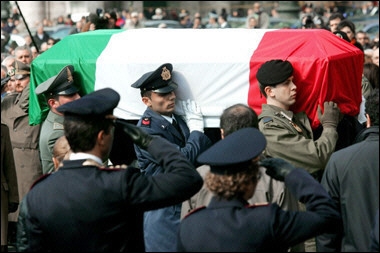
[
  {"x1": 16, "y1": 136, "x2": 203, "y2": 252},
  {"x1": 134, "y1": 107, "x2": 212, "y2": 251},
  {"x1": 316, "y1": 127, "x2": 379, "y2": 252},
  {"x1": 177, "y1": 168, "x2": 341, "y2": 252}
]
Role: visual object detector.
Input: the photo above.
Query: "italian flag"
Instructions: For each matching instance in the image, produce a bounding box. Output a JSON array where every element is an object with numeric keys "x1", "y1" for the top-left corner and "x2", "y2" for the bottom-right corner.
[{"x1": 30, "y1": 28, "x2": 363, "y2": 129}]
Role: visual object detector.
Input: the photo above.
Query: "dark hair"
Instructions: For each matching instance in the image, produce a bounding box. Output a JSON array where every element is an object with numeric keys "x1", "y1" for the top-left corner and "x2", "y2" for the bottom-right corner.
[
  {"x1": 363, "y1": 62, "x2": 379, "y2": 89},
  {"x1": 337, "y1": 19, "x2": 356, "y2": 35},
  {"x1": 365, "y1": 88, "x2": 379, "y2": 126},
  {"x1": 328, "y1": 12, "x2": 345, "y2": 22},
  {"x1": 205, "y1": 162, "x2": 259, "y2": 200},
  {"x1": 220, "y1": 104, "x2": 258, "y2": 136},
  {"x1": 63, "y1": 115, "x2": 114, "y2": 153}
]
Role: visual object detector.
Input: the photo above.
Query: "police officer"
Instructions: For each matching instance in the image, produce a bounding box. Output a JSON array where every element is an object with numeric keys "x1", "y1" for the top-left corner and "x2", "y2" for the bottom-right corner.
[
  {"x1": 177, "y1": 127, "x2": 341, "y2": 252},
  {"x1": 16, "y1": 88, "x2": 203, "y2": 252},
  {"x1": 131, "y1": 63, "x2": 212, "y2": 252},
  {"x1": 35, "y1": 65, "x2": 81, "y2": 174}
]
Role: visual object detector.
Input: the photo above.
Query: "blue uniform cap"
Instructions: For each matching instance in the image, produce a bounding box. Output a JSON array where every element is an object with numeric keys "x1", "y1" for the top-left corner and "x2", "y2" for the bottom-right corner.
[
  {"x1": 57, "y1": 88, "x2": 120, "y2": 117},
  {"x1": 197, "y1": 127, "x2": 266, "y2": 175},
  {"x1": 131, "y1": 63, "x2": 178, "y2": 93},
  {"x1": 35, "y1": 65, "x2": 79, "y2": 96}
]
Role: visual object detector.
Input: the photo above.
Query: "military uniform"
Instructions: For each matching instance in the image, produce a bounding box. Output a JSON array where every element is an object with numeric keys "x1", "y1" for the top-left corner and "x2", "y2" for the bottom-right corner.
[
  {"x1": 131, "y1": 63, "x2": 212, "y2": 252},
  {"x1": 1, "y1": 123, "x2": 19, "y2": 250},
  {"x1": 177, "y1": 128, "x2": 341, "y2": 252},
  {"x1": 35, "y1": 65, "x2": 79, "y2": 174},
  {"x1": 16, "y1": 88, "x2": 204, "y2": 252},
  {"x1": 259, "y1": 104, "x2": 338, "y2": 179},
  {"x1": 1, "y1": 61, "x2": 42, "y2": 224}
]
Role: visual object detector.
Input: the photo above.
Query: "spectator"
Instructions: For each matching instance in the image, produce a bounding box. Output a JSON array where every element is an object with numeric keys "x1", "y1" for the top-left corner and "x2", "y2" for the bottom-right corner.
[
  {"x1": 177, "y1": 128, "x2": 341, "y2": 252},
  {"x1": 1, "y1": 64, "x2": 11, "y2": 101},
  {"x1": 217, "y1": 14, "x2": 231, "y2": 28},
  {"x1": 356, "y1": 30, "x2": 372, "y2": 50},
  {"x1": 316, "y1": 88, "x2": 379, "y2": 252},
  {"x1": 151, "y1": 8, "x2": 164, "y2": 20},
  {"x1": 1, "y1": 123, "x2": 19, "y2": 253},
  {"x1": 363, "y1": 62, "x2": 379, "y2": 89},
  {"x1": 130, "y1": 63, "x2": 212, "y2": 252},
  {"x1": 15, "y1": 88, "x2": 203, "y2": 252},
  {"x1": 206, "y1": 11, "x2": 219, "y2": 29},
  {"x1": 246, "y1": 15, "x2": 258, "y2": 29},
  {"x1": 35, "y1": 65, "x2": 81, "y2": 174},
  {"x1": 69, "y1": 20, "x2": 83, "y2": 34},
  {"x1": 328, "y1": 12, "x2": 345, "y2": 33},
  {"x1": 13, "y1": 45, "x2": 33, "y2": 64},
  {"x1": 1, "y1": 60, "x2": 42, "y2": 249},
  {"x1": 192, "y1": 16, "x2": 204, "y2": 29},
  {"x1": 124, "y1": 11, "x2": 143, "y2": 29},
  {"x1": 372, "y1": 47, "x2": 379, "y2": 66},
  {"x1": 32, "y1": 24, "x2": 50, "y2": 51},
  {"x1": 252, "y1": 2, "x2": 270, "y2": 28},
  {"x1": 256, "y1": 59, "x2": 341, "y2": 251},
  {"x1": 337, "y1": 19, "x2": 363, "y2": 51}
]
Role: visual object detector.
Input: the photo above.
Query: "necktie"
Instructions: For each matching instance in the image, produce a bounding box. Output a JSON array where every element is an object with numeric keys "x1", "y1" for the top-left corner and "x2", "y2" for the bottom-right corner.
[{"x1": 172, "y1": 119, "x2": 184, "y2": 139}]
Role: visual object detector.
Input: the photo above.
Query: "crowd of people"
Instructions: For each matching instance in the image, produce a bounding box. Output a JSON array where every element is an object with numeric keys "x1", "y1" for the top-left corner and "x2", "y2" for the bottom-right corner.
[{"x1": 0, "y1": 2, "x2": 379, "y2": 253}]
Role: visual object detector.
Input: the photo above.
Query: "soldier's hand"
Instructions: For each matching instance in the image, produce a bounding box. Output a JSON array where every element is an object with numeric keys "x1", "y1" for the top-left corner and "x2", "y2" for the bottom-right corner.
[
  {"x1": 8, "y1": 202, "x2": 18, "y2": 213},
  {"x1": 317, "y1": 101, "x2": 340, "y2": 129},
  {"x1": 180, "y1": 99, "x2": 204, "y2": 133},
  {"x1": 260, "y1": 157, "x2": 296, "y2": 181},
  {"x1": 114, "y1": 118, "x2": 154, "y2": 149}
]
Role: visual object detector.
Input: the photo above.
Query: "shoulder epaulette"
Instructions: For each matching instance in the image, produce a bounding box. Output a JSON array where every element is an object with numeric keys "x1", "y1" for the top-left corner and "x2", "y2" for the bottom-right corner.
[
  {"x1": 98, "y1": 164, "x2": 128, "y2": 171},
  {"x1": 184, "y1": 205, "x2": 206, "y2": 218},
  {"x1": 141, "y1": 117, "x2": 151, "y2": 127},
  {"x1": 261, "y1": 117, "x2": 273, "y2": 124},
  {"x1": 30, "y1": 173, "x2": 52, "y2": 190},
  {"x1": 246, "y1": 202, "x2": 270, "y2": 208},
  {"x1": 53, "y1": 122, "x2": 64, "y2": 130}
]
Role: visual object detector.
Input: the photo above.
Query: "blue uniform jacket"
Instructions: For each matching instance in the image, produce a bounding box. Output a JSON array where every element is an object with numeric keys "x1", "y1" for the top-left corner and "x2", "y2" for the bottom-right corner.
[
  {"x1": 134, "y1": 107, "x2": 212, "y2": 252},
  {"x1": 177, "y1": 168, "x2": 341, "y2": 252},
  {"x1": 16, "y1": 137, "x2": 203, "y2": 252}
]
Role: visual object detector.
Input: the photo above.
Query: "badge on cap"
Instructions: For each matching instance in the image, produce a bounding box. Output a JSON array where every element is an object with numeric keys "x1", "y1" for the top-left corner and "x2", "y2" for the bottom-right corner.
[{"x1": 161, "y1": 66, "x2": 171, "y2": 81}]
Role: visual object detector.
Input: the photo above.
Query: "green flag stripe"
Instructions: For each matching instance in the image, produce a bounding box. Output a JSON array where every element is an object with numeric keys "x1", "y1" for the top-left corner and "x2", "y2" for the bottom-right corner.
[{"x1": 30, "y1": 29, "x2": 123, "y2": 125}]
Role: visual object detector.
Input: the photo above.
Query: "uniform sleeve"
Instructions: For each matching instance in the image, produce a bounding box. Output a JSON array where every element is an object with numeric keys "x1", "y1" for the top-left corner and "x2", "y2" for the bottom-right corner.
[
  {"x1": 126, "y1": 136, "x2": 203, "y2": 210},
  {"x1": 2, "y1": 124, "x2": 19, "y2": 203},
  {"x1": 273, "y1": 168, "x2": 342, "y2": 247},
  {"x1": 259, "y1": 119, "x2": 338, "y2": 175}
]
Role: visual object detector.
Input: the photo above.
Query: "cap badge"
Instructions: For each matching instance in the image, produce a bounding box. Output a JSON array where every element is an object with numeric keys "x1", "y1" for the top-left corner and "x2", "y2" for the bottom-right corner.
[
  {"x1": 161, "y1": 66, "x2": 171, "y2": 81},
  {"x1": 7, "y1": 68, "x2": 15, "y2": 77},
  {"x1": 67, "y1": 67, "x2": 73, "y2": 82}
]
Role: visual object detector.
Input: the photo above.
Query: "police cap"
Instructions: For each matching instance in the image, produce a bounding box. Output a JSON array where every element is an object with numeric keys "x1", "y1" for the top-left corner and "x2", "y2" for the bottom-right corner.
[
  {"x1": 35, "y1": 65, "x2": 79, "y2": 96},
  {"x1": 197, "y1": 127, "x2": 266, "y2": 175},
  {"x1": 57, "y1": 88, "x2": 120, "y2": 117},
  {"x1": 256, "y1": 59, "x2": 293, "y2": 87},
  {"x1": 131, "y1": 63, "x2": 178, "y2": 93},
  {"x1": 13, "y1": 60, "x2": 30, "y2": 80}
]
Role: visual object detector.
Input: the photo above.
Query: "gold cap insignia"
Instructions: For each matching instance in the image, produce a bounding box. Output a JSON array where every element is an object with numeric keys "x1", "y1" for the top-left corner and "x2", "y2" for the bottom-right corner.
[
  {"x1": 67, "y1": 67, "x2": 73, "y2": 82},
  {"x1": 161, "y1": 66, "x2": 171, "y2": 81}
]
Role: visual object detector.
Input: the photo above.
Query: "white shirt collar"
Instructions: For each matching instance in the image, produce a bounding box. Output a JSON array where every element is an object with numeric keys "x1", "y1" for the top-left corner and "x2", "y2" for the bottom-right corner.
[{"x1": 69, "y1": 152, "x2": 103, "y2": 165}]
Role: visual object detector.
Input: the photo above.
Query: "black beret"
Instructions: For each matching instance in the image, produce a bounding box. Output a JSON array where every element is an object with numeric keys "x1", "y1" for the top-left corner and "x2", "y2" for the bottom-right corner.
[
  {"x1": 131, "y1": 63, "x2": 178, "y2": 93},
  {"x1": 197, "y1": 127, "x2": 266, "y2": 175},
  {"x1": 35, "y1": 65, "x2": 79, "y2": 96},
  {"x1": 256, "y1": 59, "x2": 293, "y2": 87},
  {"x1": 57, "y1": 88, "x2": 120, "y2": 117}
]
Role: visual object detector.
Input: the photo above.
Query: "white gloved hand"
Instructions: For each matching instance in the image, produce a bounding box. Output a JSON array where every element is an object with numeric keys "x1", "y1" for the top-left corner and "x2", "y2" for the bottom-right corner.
[{"x1": 181, "y1": 99, "x2": 204, "y2": 133}]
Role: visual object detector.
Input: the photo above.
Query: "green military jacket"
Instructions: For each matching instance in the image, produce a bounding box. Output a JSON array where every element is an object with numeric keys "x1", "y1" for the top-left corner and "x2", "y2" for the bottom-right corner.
[
  {"x1": 258, "y1": 104, "x2": 338, "y2": 178},
  {"x1": 39, "y1": 110, "x2": 64, "y2": 174}
]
